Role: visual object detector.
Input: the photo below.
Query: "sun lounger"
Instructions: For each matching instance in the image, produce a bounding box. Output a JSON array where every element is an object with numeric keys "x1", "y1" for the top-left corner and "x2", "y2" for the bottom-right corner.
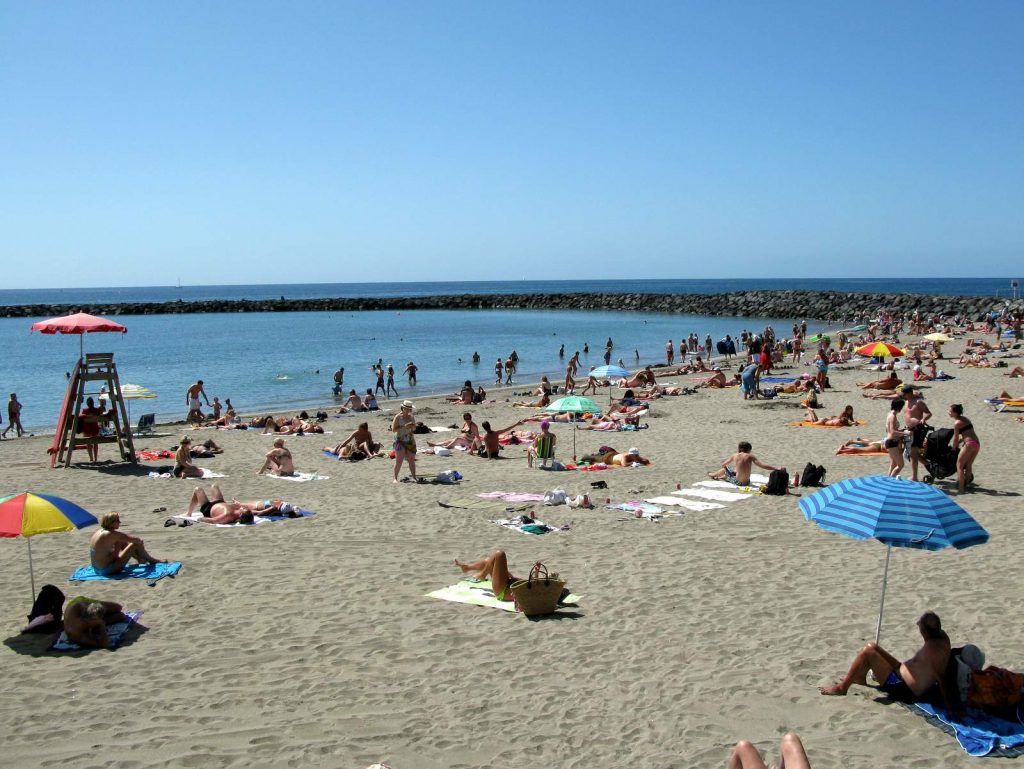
[{"x1": 985, "y1": 398, "x2": 1024, "y2": 412}]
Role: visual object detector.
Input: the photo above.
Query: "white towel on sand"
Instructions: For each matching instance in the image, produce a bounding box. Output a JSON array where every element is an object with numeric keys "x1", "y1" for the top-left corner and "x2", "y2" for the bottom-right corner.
[
  {"x1": 673, "y1": 488, "x2": 754, "y2": 502},
  {"x1": 645, "y1": 496, "x2": 724, "y2": 510}
]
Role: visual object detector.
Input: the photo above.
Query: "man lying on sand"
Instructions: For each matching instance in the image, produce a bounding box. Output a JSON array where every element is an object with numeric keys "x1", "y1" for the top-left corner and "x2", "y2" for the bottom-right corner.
[
  {"x1": 856, "y1": 373, "x2": 901, "y2": 390},
  {"x1": 819, "y1": 611, "x2": 950, "y2": 702},
  {"x1": 709, "y1": 441, "x2": 784, "y2": 486},
  {"x1": 187, "y1": 484, "x2": 298, "y2": 524}
]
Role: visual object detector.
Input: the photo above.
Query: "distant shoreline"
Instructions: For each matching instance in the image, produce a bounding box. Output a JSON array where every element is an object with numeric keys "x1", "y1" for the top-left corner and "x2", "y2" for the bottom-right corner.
[{"x1": 1, "y1": 288, "x2": 1019, "y2": 320}]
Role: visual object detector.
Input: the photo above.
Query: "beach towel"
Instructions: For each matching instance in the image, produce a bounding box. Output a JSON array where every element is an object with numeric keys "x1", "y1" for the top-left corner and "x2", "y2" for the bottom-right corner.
[
  {"x1": 786, "y1": 420, "x2": 866, "y2": 428},
  {"x1": 909, "y1": 703, "x2": 1024, "y2": 757},
  {"x1": 438, "y1": 498, "x2": 531, "y2": 512},
  {"x1": 263, "y1": 471, "x2": 329, "y2": 482},
  {"x1": 644, "y1": 496, "x2": 725, "y2": 510},
  {"x1": 173, "y1": 510, "x2": 315, "y2": 527},
  {"x1": 148, "y1": 468, "x2": 225, "y2": 479},
  {"x1": 427, "y1": 579, "x2": 580, "y2": 613},
  {"x1": 51, "y1": 610, "x2": 143, "y2": 651},
  {"x1": 610, "y1": 501, "x2": 665, "y2": 514},
  {"x1": 477, "y1": 492, "x2": 547, "y2": 502},
  {"x1": 837, "y1": 449, "x2": 889, "y2": 457},
  {"x1": 263, "y1": 430, "x2": 331, "y2": 436},
  {"x1": 491, "y1": 517, "x2": 556, "y2": 535},
  {"x1": 136, "y1": 449, "x2": 174, "y2": 461},
  {"x1": 673, "y1": 487, "x2": 755, "y2": 502},
  {"x1": 70, "y1": 562, "x2": 182, "y2": 582}
]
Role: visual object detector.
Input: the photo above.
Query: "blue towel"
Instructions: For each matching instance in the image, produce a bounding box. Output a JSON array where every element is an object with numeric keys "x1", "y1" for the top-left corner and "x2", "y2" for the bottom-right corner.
[
  {"x1": 263, "y1": 509, "x2": 317, "y2": 522},
  {"x1": 760, "y1": 376, "x2": 799, "y2": 384},
  {"x1": 70, "y1": 562, "x2": 183, "y2": 582},
  {"x1": 914, "y1": 703, "x2": 1024, "y2": 756}
]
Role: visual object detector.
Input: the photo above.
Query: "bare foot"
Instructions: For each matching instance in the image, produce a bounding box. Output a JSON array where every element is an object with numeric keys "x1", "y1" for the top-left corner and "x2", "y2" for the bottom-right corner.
[
  {"x1": 818, "y1": 684, "x2": 846, "y2": 696},
  {"x1": 454, "y1": 559, "x2": 472, "y2": 573}
]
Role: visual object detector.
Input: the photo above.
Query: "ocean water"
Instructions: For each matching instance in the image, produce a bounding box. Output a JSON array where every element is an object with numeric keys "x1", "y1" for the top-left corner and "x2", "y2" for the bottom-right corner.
[
  {"x1": 4, "y1": 306, "x2": 799, "y2": 432},
  {"x1": 3, "y1": 276, "x2": 1018, "y2": 432}
]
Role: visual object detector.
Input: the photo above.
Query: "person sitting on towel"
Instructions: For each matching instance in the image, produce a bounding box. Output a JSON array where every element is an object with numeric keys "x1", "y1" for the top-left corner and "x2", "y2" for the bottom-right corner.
[
  {"x1": 329, "y1": 422, "x2": 383, "y2": 459},
  {"x1": 819, "y1": 611, "x2": 951, "y2": 702},
  {"x1": 454, "y1": 550, "x2": 521, "y2": 602},
  {"x1": 257, "y1": 438, "x2": 295, "y2": 476},
  {"x1": 708, "y1": 441, "x2": 783, "y2": 486},
  {"x1": 64, "y1": 596, "x2": 127, "y2": 648},
  {"x1": 90, "y1": 512, "x2": 166, "y2": 575}
]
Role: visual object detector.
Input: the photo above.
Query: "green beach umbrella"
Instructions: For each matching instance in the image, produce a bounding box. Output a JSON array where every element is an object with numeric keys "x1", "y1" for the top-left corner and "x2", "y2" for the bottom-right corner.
[{"x1": 542, "y1": 396, "x2": 602, "y2": 461}]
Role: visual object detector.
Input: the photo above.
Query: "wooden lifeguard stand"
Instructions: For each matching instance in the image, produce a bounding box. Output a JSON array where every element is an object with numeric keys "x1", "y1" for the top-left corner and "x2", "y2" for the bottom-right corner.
[{"x1": 49, "y1": 353, "x2": 137, "y2": 467}]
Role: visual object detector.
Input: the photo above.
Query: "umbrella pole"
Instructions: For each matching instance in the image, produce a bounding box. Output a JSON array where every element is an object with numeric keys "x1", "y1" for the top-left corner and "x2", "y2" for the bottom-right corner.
[
  {"x1": 875, "y1": 544, "x2": 892, "y2": 644},
  {"x1": 27, "y1": 538, "x2": 36, "y2": 603}
]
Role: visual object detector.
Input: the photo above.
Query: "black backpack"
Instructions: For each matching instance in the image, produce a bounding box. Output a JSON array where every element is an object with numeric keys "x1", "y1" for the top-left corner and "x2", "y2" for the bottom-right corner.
[
  {"x1": 801, "y1": 462, "x2": 827, "y2": 487},
  {"x1": 763, "y1": 468, "x2": 790, "y2": 495},
  {"x1": 23, "y1": 584, "x2": 65, "y2": 634}
]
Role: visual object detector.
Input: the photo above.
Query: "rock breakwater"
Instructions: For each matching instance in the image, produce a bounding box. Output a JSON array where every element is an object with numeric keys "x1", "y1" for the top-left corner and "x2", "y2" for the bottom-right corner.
[{"x1": 2, "y1": 290, "x2": 1020, "y2": 321}]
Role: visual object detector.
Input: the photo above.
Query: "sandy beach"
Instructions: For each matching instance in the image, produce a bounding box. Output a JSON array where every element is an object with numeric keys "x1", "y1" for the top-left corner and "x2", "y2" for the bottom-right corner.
[{"x1": 1, "y1": 334, "x2": 1021, "y2": 769}]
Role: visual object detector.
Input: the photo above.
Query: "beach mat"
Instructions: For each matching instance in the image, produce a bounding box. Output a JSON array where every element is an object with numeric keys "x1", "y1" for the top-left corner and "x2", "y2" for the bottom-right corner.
[
  {"x1": 644, "y1": 496, "x2": 724, "y2": 511},
  {"x1": 51, "y1": 610, "x2": 143, "y2": 651},
  {"x1": 71, "y1": 562, "x2": 182, "y2": 582},
  {"x1": 439, "y1": 498, "x2": 530, "y2": 512},
  {"x1": 906, "y1": 703, "x2": 1024, "y2": 757},
  {"x1": 172, "y1": 510, "x2": 315, "y2": 527},
  {"x1": 477, "y1": 492, "x2": 547, "y2": 502},
  {"x1": 264, "y1": 472, "x2": 329, "y2": 482},
  {"x1": 148, "y1": 468, "x2": 225, "y2": 479},
  {"x1": 673, "y1": 487, "x2": 756, "y2": 502},
  {"x1": 427, "y1": 579, "x2": 580, "y2": 613},
  {"x1": 786, "y1": 420, "x2": 867, "y2": 428},
  {"x1": 837, "y1": 449, "x2": 889, "y2": 457},
  {"x1": 491, "y1": 518, "x2": 557, "y2": 535}
]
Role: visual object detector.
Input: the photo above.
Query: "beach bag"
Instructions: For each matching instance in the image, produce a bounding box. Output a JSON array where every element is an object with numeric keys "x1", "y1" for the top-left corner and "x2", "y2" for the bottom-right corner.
[
  {"x1": 762, "y1": 469, "x2": 789, "y2": 495},
  {"x1": 509, "y1": 562, "x2": 567, "y2": 617},
  {"x1": 801, "y1": 463, "x2": 827, "y2": 487},
  {"x1": 435, "y1": 470, "x2": 462, "y2": 484},
  {"x1": 23, "y1": 584, "x2": 65, "y2": 634},
  {"x1": 543, "y1": 488, "x2": 567, "y2": 505},
  {"x1": 567, "y1": 494, "x2": 591, "y2": 509}
]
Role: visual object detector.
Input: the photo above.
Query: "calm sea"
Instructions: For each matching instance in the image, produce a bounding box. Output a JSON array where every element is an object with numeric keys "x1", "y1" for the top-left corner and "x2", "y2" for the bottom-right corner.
[{"x1": 2, "y1": 277, "x2": 1017, "y2": 431}]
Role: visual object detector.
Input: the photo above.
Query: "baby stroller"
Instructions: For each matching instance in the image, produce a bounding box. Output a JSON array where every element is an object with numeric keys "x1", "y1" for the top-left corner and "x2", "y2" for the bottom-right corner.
[{"x1": 921, "y1": 427, "x2": 969, "y2": 485}]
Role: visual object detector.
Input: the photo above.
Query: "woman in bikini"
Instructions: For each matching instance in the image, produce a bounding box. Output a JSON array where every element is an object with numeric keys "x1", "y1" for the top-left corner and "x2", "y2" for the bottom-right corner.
[
  {"x1": 454, "y1": 550, "x2": 520, "y2": 602},
  {"x1": 835, "y1": 437, "x2": 885, "y2": 455},
  {"x1": 885, "y1": 398, "x2": 908, "y2": 478},
  {"x1": 391, "y1": 400, "x2": 418, "y2": 482},
  {"x1": 804, "y1": 404, "x2": 855, "y2": 426},
  {"x1": 950, "y1": 404, "x2": 980, "y2": 493},
  {"x1": 174, "y1": 437, "x2": 205, "y2": 478}
]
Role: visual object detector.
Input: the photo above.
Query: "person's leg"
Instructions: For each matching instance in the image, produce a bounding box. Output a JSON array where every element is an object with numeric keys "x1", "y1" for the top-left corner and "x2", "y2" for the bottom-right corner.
[
  {"x1": 128, "y1": 536, "x2": 165, "y2": 565},
  {"x1": 188, "y1": 487, "x2": 210, "y2": 515},
  {"x1": 820, "y1": 642, "x2": 899, "y2": 695},
  {"x1": 957, "y1": 445, "x2": 978, "y2": 492},
  {"x1": 727, "y1": 740, "x2": 767, "y2": 769},
  {"x1": 406, "y1": 450, "x2": 417, "y2": 481},
  {"x1": 393, "y1": 451, "x2": 405, "y2": 482},
  {"x1": 777, "y1": 732, "x2": 811, "y2": 769},
  {"x1": 887, "y1": 447, "x2": 903, "y2": 477}
]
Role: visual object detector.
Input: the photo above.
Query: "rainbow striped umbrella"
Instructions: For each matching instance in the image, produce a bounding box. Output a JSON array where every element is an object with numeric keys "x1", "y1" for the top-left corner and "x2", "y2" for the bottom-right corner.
[
  {"x1": 854, "y1": 341, "x2": 906, "y2": 358},
  {"x1": 0, "y1": 492, "x2": 98, "y2": 600}
]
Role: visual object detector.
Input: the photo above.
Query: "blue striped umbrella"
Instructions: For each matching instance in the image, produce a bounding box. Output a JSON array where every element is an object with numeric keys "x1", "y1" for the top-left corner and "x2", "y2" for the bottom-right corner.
[
  {"x1": 589, "y1": 365, "x2": 631, "y2": 379},
  {"x1": 800, "y1": 476, "x2": 988, "y2": 642}
]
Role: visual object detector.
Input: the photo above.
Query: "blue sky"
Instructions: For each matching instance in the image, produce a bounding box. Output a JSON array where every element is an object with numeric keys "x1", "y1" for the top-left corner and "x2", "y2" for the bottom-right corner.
[{"x1": 1, "y1": 1, "x2": 1021, "y2": 288}]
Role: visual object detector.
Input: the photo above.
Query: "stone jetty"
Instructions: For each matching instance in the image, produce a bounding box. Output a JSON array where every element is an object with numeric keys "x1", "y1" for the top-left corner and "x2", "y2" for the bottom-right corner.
[{"x1": 2, "y1": 289, "x2": 1020, "y2": 321}]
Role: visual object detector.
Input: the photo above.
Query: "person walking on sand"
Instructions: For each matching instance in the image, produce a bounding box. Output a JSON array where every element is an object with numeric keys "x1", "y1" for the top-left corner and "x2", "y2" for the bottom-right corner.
[
  {"x1": 374, "y1": 365, "x2": 386, "y2": 396},
  {"x1": 1, "y1": 393, "x2": 24, "y2": 438},
  {"x1": 385, "y1": 364, "x2": 399, "y2": 398},
  {"x1": 819, "y1": 611, "x2": 950, "y2": 702},
  {"x1": 185, "y1": 380, "x2": 210, "y2": 422},
  {"x1": 504, "y1": 355, "x2": 515, "y2": 384},
  {"x1": 391, "y1": 400, "x2": 418, "y2": 482},
  {"x1": 666, "y1": 339, "x2": 674, "y2": 365},
  {"x1": 494, "y1": 358, "x2": 504, "y2": 385}
]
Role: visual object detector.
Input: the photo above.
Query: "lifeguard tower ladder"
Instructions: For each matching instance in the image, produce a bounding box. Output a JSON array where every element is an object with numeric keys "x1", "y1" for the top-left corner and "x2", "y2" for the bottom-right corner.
[{"x1": 50, "y1": 353, "x2": 137, "y2": 467}]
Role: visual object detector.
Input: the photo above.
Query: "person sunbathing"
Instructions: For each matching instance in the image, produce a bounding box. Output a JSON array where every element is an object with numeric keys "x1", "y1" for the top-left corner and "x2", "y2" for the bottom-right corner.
[
  {"x1": 328, "y1": 421, "x2": 382, "y2": 458},
  {"x1": 454, "y1": 550, "x2": 521, "y2": 602},
  {"x1": 63, "y1": 596, "x2": 128, "y2": 648},
  {"x1": 835, "y1": 437, "x2": 885, "y2": 454},
  {"x1": 90, "y1": 512, "x2": 166, "y2": 575},
  {"x1": 173, "y1": 436, "x2": 205, "y2": 478},
  {"x1": 1005, "y1": 367, "x2": 1024, "y2": 378},
  {"x1": 257, "y1": 438, "x2": 296, "y2": 475},
  {"x1": 727, "y1": 733, "x2": 812, "y2": 769},
  {"x1": 447, "y1": 380, "x2": 475, "y2": 405},
  {"x1": 804, "y1": 404, "x2": 855, "y2": 426},
  {"x1": 579, "y1": 370, "x2": 599, "y2": 396},
  {"x1": 696, "y1": 368, "x2": 728, "y2": 388},
  {"x1": 819, "y1": 611, "x2": 951, "y2": 703},
  {"x1": 777, "y1": 378, "x2": 815, "y2": 394},
  {"x1": 709, "y1": 441, "x2": 783, "y2": 486},
  {"x1": 511, "y1": 393, "x2": 551, "y2": 408},
  {"x1": 608, "y1": 447, "x2": 650, "y2": 466},
  {"x1": 340, "y1": 390, "x2": 367, "y2": 411},
  {"x1": 857, "y1": 374, "x2": 901, "y2": 390},
  {"x1": 188, "y1": 437, "x2": 224, "y2": 456},
  {"x1": 428, "y1": 413, "x2": 481, "y2": 451}
]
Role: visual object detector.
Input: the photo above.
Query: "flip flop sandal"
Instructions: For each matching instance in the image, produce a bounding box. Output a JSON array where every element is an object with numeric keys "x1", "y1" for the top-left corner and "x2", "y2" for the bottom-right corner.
[{"x1": 152, "y1": 506, "x2": 167, "y2": 513}]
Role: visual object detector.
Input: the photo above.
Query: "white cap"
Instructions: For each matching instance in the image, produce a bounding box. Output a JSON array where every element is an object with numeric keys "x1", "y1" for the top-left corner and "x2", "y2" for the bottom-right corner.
[{"x1": 627, "y1": 447, "x2": 640, "y2": 455}]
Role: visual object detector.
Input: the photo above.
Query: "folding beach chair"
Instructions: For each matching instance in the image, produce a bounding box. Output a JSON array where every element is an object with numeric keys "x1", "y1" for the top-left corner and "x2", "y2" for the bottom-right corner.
[
  {"x1": 528, "y1": 432, "x2": 556, "y2": 468},
  {"x1": 135, "y1": 413, "x2": 156, "y2": 436}
]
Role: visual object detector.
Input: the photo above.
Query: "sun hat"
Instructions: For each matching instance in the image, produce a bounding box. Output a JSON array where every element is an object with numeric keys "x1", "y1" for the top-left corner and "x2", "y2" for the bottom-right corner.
[
  {"x1": 627, "y1": 447, "x2": 640, "y2": 455},
  {"x1": 401, "y1": 400, "x2": 414, "y2": 409},
  {"x1": 955, "y1": 644, "x2": 986, "y2": 702}
]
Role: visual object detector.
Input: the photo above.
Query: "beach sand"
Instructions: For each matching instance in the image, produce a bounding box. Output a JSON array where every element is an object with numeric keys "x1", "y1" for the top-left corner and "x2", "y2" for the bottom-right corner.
[{"x1": 1, "y1": 336, "x2": 1021, "y2": 769}]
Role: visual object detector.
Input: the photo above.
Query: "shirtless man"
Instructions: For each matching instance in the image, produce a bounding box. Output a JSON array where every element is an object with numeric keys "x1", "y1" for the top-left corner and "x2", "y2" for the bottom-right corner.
[
  {"x1": 329, "y1": 422, "x2": 382, "y2": 458},
  {"x1": 819, "y1": 611, "x2": 951, "y2": 702},
  {"x1": 709, "y1": 441, "x2": 784, "y2": 486},
  {"x1": 901, "y1": 385, "x2": 932, "y2": 481},
  {"x1": 2, "y1": 392, "x2": 24, "y2": 438},
  {"x1": 185, "y1": 380, "x2": 210, "y2": 422},
  {"x1": 63, "y1": 597, "x2": 127, "y2": 648},
  {"x1": 333, "y1": 367, "x2": 345, "y2": 394},
  {"x1": 697, "y1": 368, "x2": 727, "y2": 388},
  {"x1": 857, "y1": 373, "x2": 901, "y2": 390},
  {"x1": 257, "y1": 438, "x2": 295, "y2": 475},
  {"x1": 608, "y1": 447, "x2": 651, "y2": 467}
]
